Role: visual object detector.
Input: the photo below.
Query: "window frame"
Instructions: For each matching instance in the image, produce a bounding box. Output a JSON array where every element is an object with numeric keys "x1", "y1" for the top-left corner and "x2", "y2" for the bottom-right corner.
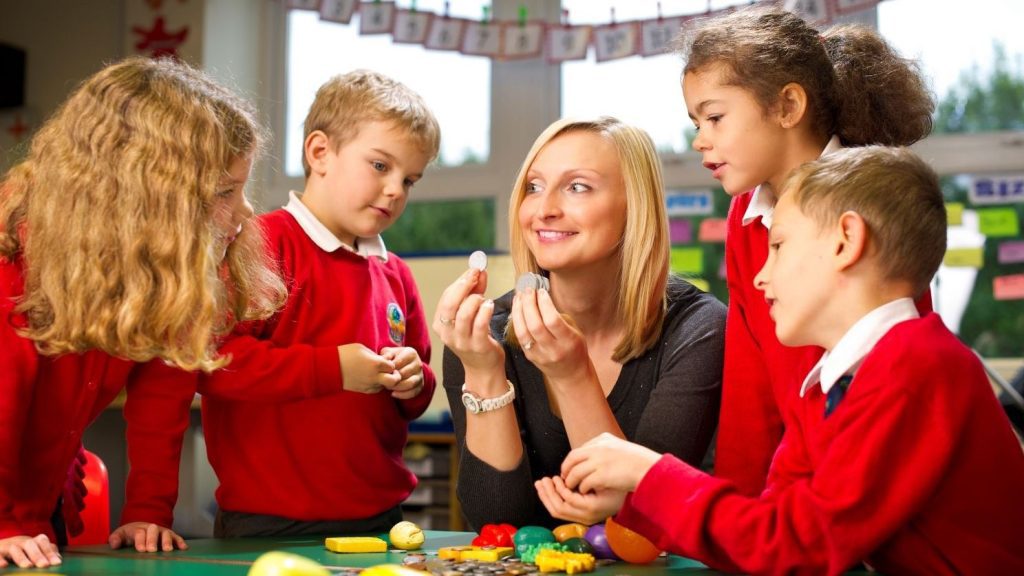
[{"x1": 258, "y1": 0, "x2": 1024, "y2": 252}]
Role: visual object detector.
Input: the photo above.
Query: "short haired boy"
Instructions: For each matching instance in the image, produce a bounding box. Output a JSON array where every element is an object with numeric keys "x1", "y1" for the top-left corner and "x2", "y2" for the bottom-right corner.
[
  {"x1": 537, "y1": 147, "x2": 1024, "y2": 575},
  {"x1": 122, "y1": 70, "x2": 441, "y2": 538}
]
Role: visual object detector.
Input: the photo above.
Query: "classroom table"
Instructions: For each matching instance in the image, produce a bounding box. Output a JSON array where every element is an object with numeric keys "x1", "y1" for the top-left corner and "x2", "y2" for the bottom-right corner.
[{"x1": 1, "y1": 531, "x2": 721, "y2": 575}]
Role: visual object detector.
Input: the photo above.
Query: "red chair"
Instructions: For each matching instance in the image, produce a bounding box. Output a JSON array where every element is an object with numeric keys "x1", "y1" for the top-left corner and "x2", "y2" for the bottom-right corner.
[{"x1": 69, "y1": 450, "x2": 110, "y2": 546}]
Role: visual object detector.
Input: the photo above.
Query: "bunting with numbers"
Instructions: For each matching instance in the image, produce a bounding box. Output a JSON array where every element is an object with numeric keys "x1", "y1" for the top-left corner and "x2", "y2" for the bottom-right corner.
[{"x1": 280, "y1": 0, "x2": 885, "y2": 62}]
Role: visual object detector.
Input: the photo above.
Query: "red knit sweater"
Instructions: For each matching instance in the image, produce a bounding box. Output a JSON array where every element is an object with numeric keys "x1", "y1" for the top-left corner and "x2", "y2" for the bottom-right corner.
[
  {"x1": 717, "y1": 192, "x2": 931, "y2": 496},
  {"x1": 122, "y1": 209, "x2": 434, "y2": 525},
  {"x1": 0, "y1": 257, "x2": 135, "y2": 540},
  {"x1": 617, "y1": 314, "x2": 1024, "y2": 575}
]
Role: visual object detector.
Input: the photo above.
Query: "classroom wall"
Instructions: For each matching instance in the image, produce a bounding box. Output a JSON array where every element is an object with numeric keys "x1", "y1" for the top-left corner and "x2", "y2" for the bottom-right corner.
[{"x1": 0, "y1": 1, "x2": 123, "y2": 173}]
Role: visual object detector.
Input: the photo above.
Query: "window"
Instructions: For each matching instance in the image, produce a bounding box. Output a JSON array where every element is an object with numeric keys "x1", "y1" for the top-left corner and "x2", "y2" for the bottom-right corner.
[
  {"x1": 878, "y1": 0, "x2": 1024, "y2": 135},
  {"x1": 560, "y1": 0, "x2": 722, "y2": 154},
  {"x1": 285, "y1": 2, "x2": 491, "y2": 177},
  {"x1": 383, "y1": 198, "x2": 496, "y2": 255}
]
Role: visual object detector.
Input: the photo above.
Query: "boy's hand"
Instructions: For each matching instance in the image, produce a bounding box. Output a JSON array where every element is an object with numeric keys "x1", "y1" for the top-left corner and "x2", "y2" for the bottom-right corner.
[
  {"x1": 338, "y1": 344, "x2": 400, "y2": 394},
  {"x1": 379, "y1": 347, "x2": 426, "y2": 400},
  {"x1": 0, "y1": 534, "x2": 61, "y2": 568},
  {"x1": 561, "y1": 432, "x2": 661, "y2": 494},
  {"x1": 109, "y1": 522, "x2": 188, "y2": 552},
  {"x1": 535, "y1": 475, "x2": 626, "y2": 525},
  {"x1": 433, "y1": 268, "x2": 505, "y2": 372}
]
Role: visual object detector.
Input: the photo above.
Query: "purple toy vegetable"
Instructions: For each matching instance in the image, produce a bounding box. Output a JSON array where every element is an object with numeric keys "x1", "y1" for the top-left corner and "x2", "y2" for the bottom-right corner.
[{"x1": 584, "y1": 523, "x2": 619, "y2": 560}]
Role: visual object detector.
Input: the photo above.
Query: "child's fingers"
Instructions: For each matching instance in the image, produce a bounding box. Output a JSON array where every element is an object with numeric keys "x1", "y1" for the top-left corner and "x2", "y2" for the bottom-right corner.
[
  {"x1": 161, "y1": 530, "x2": 175, "y2": 552},
  {"x1": 35, "y1": 534, "x2": 60, "y2": 565},
  {"x1": 534, "y1": 477, "x2": 562, "y2": 514},
  {"x1": 131, "y1": 526, "x2": 146, "y2": 551},
  {"x1": 562, "y1": 454, "x2": 598, "y2": 492},
  {"x1": 161, "y1": 529, "x2": 179, "y2": 552},
  {"x1": 16, "y1": 538, "x2": 47, "y2": 568},
  {"x1": 146, "y1": 523, "x2": 161, "y2": 552},
  {"x1": 397, "y1": 362, "x2": 421, "y2": 382},
  {"x1": 376, "y1": 370, "x2": 402, "y2": 390},
  {"x1": 373, "y1": 354, "x2": 397, "y2": 374},
  {"x1": 8, "y1": 544, "x2": 31, "y2": 568},
  {"x1": 380, "y1": 347, "x2": 417, "y2": 370},
  {"x1": 391, "y1": 372, "x2": 422, "y2": 392}
]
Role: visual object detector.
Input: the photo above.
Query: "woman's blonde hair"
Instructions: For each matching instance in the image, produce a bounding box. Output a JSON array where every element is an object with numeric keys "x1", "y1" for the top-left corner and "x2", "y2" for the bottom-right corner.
[
  {"x1": 508, "y1": 117, "x2": 670, "y2": 362},
  {"x1": 0, "y1": 57, "x2": 285, "y2": 372}
]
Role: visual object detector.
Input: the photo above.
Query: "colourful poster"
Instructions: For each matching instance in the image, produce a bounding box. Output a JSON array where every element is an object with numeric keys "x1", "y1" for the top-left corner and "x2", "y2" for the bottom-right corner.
[
  {"x1": 942, "y1": 247, "x2": 984, "y2": 268},
  {"x1": 998, "y1": 240, "x2": 1024, "y2": 264},
  {"x1": 669, "y1": 219, "x2": 692, "y2": 245},
  {"x1": 945, "y1": 202, "x2": 964, "y2": 226},
  {"x1": 993, "y1": 274, "x2": 1024, "y2": 301},
  {"x1": 698, "y1": 218, "x2": 728, "y2": 243},
  {"x1": 670, "y1": 247, "x2": 704, "y2": 275},
  {"x1": 978, "y1": 208, "x2": 1020, "y2": 237}
]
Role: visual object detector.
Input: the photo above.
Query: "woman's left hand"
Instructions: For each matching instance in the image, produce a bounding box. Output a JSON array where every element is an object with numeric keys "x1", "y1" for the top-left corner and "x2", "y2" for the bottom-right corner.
[{"x1": 511, "y1": 288, "x2": 591, "y2": 383}]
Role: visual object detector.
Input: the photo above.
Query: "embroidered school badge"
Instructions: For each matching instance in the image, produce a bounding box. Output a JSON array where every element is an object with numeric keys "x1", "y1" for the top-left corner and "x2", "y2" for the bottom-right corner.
[{"x1": 386, "y1": 302, "x2": 406, "y2": 344}]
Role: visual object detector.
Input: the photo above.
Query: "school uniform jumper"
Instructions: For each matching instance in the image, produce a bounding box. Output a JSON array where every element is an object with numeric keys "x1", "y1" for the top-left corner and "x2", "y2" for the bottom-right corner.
[
  {"x1": 617, "y1": 310, "x2": 1024, "y2": 575},
  {"x1": 714, "y1": 137, "x2": 931, "y2": 496},
  {"x1": 0, "y1": 256, "x2": 135, "y2": 541},
  {"x1": 122, "y1": 193, "x2": 435, "y2": 527}
]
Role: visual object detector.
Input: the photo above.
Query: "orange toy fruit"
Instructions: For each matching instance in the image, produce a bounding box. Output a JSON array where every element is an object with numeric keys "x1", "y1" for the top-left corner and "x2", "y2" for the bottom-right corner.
[{"x1": 604, "y1": 516, "x2": 661, "y2": 564}]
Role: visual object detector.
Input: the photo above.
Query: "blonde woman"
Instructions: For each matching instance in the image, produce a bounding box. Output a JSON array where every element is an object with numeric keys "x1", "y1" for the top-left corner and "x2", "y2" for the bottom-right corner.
[
  {"x1": 0, "y1": 57, "x2": 285, "y2": 568},
  {"x1": 434, "y1": 117, "x2": 725, "y2": 529}
]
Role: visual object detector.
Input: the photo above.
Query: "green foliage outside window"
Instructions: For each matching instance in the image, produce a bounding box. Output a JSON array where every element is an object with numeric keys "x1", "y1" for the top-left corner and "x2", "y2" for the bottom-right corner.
[{"x1": 383, "y1": 198, "x2": 496, "y2": 255}]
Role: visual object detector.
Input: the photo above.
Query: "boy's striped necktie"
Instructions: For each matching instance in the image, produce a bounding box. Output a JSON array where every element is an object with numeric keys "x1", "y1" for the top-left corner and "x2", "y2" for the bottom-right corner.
[{"x1": 824, "y1": 375, "x2": 854, "y2": 418}]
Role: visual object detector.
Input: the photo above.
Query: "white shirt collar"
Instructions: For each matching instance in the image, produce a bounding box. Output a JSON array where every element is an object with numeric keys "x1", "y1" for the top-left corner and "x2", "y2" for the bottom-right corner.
[
  {"x1": 800, "y1": 298, "x2": 920, "y2": 397},
  {"x1": 283, "y1": 191, "x2": 388, "y2": 261},
  {"x1": 742, "y1": 135, "x2": 844, "y2": 230}
]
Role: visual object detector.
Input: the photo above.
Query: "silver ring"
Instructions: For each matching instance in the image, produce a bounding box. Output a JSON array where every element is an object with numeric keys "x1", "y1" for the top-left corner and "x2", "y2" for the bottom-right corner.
[
  {"x1": 439, "y1": 317, "x2": 455, "y2": 327},
  {"x1": 523, "y1": 340, "x2": 534, "y2": 351}
]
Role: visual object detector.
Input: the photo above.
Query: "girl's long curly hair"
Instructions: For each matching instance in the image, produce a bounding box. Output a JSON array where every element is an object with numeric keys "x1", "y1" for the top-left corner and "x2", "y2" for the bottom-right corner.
[{"x1": 0, "y1": 57, "x2": 285, "y2": 372}]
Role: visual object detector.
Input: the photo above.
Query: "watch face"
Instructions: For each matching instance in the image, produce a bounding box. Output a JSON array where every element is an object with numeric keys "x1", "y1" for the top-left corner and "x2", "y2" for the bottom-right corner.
[{"x1": 461, "y1": 392, "x2": 481, "y2": 414}]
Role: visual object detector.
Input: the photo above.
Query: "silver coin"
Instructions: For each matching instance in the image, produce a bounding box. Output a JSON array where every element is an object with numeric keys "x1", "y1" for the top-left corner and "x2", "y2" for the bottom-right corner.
[
  {"x1": 515, "y1": 272, "x2": 549, "y2": 294},
  {"x1": 468, "y1": 250, "x2": 488, "y2": 271}
]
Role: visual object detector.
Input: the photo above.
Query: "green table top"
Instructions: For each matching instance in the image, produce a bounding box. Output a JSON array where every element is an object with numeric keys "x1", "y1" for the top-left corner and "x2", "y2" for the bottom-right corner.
[{"x1": 0, "y1": 531, "x2": 716, "y2": 575}]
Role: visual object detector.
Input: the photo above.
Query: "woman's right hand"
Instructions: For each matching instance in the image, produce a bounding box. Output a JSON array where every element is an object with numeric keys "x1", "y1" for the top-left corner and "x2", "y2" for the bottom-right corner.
[
  {"x1": 433, "y1": 268, "x2": 504, "y2": 373},
  {"x1": 0, "y1": 534, "x2": 61, "y2": 568}
]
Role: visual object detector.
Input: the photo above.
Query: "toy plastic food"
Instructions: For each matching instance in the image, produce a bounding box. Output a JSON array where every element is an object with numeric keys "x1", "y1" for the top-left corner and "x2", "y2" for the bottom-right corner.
[
  {"x1": 248, "y1": 551, "x2": 330, "y2": 576},
  {"x1": 324, "y1": 536, "x2": 388, "y2": 553},
  {"x1": 389, "y1": 520, "x2": 425, "y2": 550},
  {"x1": 513, "y1": 525, "x2": 556, "y2": 555},
  {"x1": 605, "y1": 516, "x2": 661, "y2": 564},
  {"x1": 552, "y1": 523, "x2": 588, "y2": 543},
  {"x1": 583, "y1": 523, "x2": 617, "y2": 560}
]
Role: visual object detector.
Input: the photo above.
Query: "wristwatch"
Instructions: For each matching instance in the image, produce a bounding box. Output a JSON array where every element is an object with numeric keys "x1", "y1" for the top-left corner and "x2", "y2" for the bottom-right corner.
[{"x1": 461, "y1": 380, "x2": 516, "y2": 414}]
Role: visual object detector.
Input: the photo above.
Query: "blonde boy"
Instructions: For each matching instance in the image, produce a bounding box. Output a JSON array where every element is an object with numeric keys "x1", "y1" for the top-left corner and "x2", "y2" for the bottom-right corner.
[
  {"x1": 123, "y1": 70, "x2": 441, "y2": 538},
  {"x1": 538, "y1": 147, "x2": 1024, "y2": 574}
]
